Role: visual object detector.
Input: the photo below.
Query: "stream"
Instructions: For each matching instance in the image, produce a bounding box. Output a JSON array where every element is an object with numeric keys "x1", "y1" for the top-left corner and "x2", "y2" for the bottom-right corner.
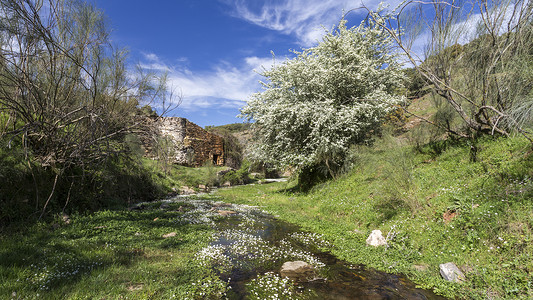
[{"x1": 164, "y1": 195, "x2": 445, "y2": 299}]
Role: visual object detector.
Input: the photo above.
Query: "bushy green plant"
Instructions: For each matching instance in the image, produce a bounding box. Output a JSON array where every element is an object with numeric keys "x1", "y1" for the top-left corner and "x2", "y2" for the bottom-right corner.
[
  {"x1": 221, "y1": 161, "x2": 251, "y2": 186},
  {"x1": 202, "y1": 161, "x2": 220, "y2": 187},
  {"x1": 368, "y1": 0, "x2": 533, "y2": 140}
]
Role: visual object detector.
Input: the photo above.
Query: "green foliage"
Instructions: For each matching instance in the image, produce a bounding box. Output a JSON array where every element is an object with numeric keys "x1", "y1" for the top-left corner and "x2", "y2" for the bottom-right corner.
[
  {"x1": 0, "y1": 0, "x2": 175, "y2": 220},
  {"x1": 0, "y1": 131, "x2": 233, "y2": 224},
  {"x1": 0, "y1": 150, "x2": 165, "y2": 224},
  {"x1": 204, "y1": 123, "x2": 251, "y2": 134},
  {"x1": 143, "y1": 159, "x2": 226, "y2": 191},
  {"x1": 221, "y1": 160, "x2": 251, "y2": 186},
  {"x1": 403, "y1": 67, "x2": 428, "y2": 99},
  {"x1": 201, "y1": 161, "x2": 221, "y2": 187},
  {"x1": 139, "y1": 105, "x2": 159, "y2": 118},
  {"x1": 295, "y1": 163, "x2": 333, "y2": 192},
  {"x1": 240, "y1": 19, "x2": 405, "y2": 175},
  {"x1": 377, "y1": 0, "x2": 533, "y2": 139},
  {"x1": 247, "y1": 161, "x2": 280, "y2": 179},
  {"x1": 0, "y1": 0, "x2": 145, "y2": 168},
  {"x1": 153, "y1": 136, "x2": 179, "y2": 175}
]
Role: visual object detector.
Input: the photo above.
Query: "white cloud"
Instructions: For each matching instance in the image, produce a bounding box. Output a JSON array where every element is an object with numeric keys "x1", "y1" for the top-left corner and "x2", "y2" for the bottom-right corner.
[
  {"x1": 139, "y1": 52, "x2": 173, "y2": 72},
  {"x1": 227, "y1": 0, "x2": 401, "y2": 45},
  {"x1": 141, "y1": 53, "x2": 275, "y2": 112},
  {"x1": 451, "y1": 1, "x2": 523, "y2": 45}
]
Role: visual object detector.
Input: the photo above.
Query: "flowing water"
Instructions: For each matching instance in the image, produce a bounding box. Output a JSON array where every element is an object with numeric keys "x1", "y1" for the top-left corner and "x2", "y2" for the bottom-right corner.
[{"x1": 165, "y1": 195, "x2": 446, "y2": 299}]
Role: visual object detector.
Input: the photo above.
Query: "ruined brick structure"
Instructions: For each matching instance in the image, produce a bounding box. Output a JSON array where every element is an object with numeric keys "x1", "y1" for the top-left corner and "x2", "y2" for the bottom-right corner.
[{"x1": 143, "y1": 117, "x2": 224, "y2": 167}]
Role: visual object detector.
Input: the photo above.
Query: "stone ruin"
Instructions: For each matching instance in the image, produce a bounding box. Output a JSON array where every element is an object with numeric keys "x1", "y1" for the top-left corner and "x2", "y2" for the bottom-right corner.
[{"x1": 141, "y1": 117, "x2": 224, "y2": 167}]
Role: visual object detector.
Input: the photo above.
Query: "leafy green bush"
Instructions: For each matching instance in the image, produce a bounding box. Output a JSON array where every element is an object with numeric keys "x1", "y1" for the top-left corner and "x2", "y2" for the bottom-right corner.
[{"x1": 221, "y1": 161, "x2": 251, "y2": 186}]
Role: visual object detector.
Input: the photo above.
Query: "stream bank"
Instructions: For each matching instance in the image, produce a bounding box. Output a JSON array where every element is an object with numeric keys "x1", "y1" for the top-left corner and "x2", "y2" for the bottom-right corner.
[{"x1": 160, "y1": 195, "x2": 445, "y2": 299}]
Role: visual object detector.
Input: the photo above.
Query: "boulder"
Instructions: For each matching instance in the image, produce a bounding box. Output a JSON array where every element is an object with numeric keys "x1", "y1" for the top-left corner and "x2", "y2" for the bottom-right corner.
[
  {"x1": 280, "y1": 261, "x2": 316, "y2": 282},
  {"x1": 439, "y1": 262, "x2": 465, "y2": 283},
  {"x1": 366, "y1": 230, "x2": 387, "y2": 247}
]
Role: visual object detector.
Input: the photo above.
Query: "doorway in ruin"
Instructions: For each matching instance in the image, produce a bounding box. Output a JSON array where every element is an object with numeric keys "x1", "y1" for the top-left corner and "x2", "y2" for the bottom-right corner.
[{"x1": 212, "y1": 154, "x2": 219, "y2": 165}]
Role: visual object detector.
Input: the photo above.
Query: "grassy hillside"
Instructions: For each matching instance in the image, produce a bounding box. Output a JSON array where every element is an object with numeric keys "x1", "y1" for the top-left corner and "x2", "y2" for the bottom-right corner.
[{"x1": 215, "y1": 134, "x2": 533, "y2": 299}]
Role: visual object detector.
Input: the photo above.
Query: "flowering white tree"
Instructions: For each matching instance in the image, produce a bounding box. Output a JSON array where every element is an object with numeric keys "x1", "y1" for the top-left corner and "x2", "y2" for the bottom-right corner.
[{"x1": 241, "y1": 20, "x2": 405, "y2": 176}]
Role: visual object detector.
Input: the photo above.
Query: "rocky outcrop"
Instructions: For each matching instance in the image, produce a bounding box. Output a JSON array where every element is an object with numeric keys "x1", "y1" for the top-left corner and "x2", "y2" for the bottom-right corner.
[{"x1": 141, "y1": 117, "x2": 224, "y2": 167}]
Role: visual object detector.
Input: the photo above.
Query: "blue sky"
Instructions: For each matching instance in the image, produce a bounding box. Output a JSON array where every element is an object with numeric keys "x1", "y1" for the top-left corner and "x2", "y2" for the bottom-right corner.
[{"x1": 92, "y1": 0, "x2": 398, "y2": 127}]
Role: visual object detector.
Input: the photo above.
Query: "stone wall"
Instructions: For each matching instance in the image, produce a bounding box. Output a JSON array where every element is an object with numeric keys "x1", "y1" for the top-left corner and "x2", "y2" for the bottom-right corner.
[
  {"x1": 181, "y1": 118, "x2": 224, "y2": 166},
  {"x1": 143, "y1": 117, "x2": 224, "y2": 167}
]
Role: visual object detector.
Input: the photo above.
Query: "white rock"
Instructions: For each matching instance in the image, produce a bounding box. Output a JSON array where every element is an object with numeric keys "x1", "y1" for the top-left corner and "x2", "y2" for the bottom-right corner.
[
  {"x1": 439, "y1": 262, "x2": 465, "y2": 283},
  {"x1": 366, "y1": 230, "x2": 387, "y2": 247}
]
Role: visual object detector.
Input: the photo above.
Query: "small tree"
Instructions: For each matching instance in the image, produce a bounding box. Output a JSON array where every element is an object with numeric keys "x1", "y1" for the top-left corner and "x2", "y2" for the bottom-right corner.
[
  {"x1": 154, "y1": 136, "x2": 177, "y2": 175},
  {"x1": 240, "y1": 20, "x2": 405, "y2": 177},
  {"x1": 0, "y1": 0, "x2": 176, "y2": 217},
  {"x1": 365, "y1": 0, "x2": 533, "y2": 142}
]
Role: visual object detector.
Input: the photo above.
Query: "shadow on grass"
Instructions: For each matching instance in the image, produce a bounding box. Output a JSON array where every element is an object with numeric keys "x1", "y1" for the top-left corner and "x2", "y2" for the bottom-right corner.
[{"x1": 0, "y1": 202, "x2": 211, "y2": 295}]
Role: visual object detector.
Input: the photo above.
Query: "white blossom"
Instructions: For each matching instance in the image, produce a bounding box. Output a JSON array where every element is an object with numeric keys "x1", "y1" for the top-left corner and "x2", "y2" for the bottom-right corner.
[{"x1": 241, "y1": 19, "x2": 405, "y2": 170}]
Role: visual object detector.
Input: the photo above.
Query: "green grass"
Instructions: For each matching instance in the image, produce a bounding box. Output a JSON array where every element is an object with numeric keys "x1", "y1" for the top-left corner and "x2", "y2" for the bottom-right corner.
[
  {"x1": 0, "y1": 201, "x2": 225, "y2": 299},
  {"x1": 215, "y1": 135, "x2": 533, "y2": 299},
  {"x1": 145, "y1": 158, "x2": 228, "y2": 192}
]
